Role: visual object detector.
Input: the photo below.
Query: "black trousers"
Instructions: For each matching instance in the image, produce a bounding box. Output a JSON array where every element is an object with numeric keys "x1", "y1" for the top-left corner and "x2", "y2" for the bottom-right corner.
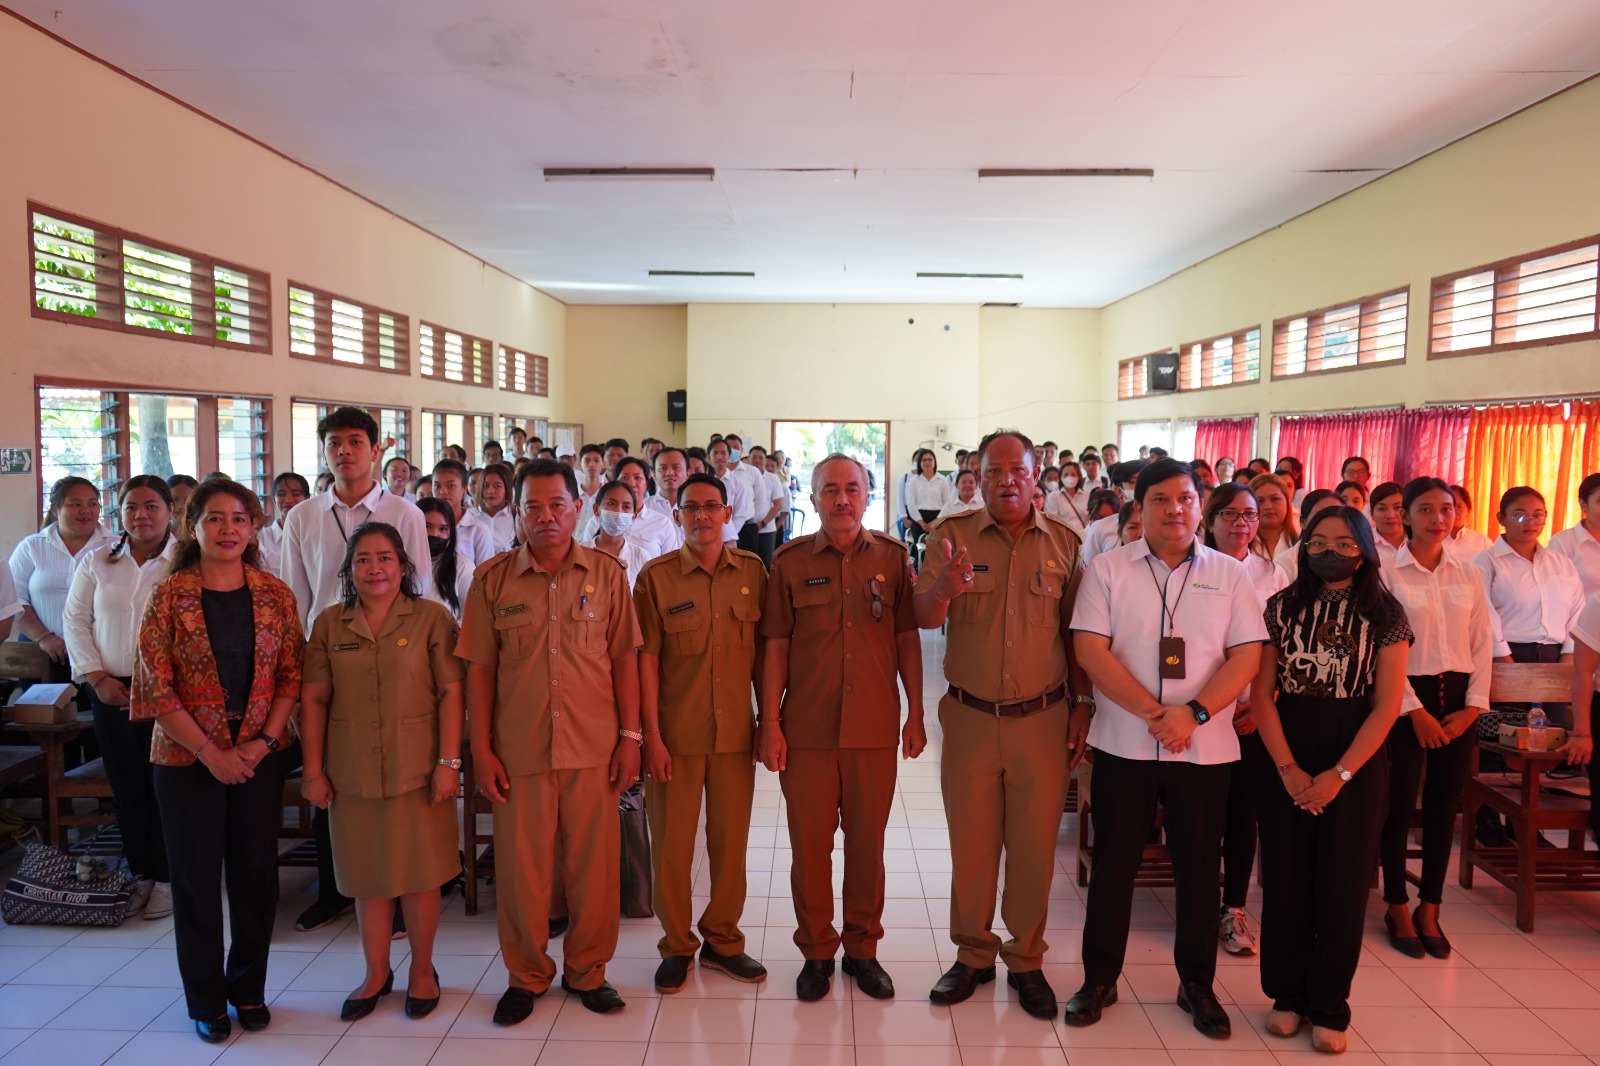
[
  {"x1": 154, "y1": 750, "x2": 291, "y2": 1020},
  {"x1": 737, "y1": 520, "x2": 759, "y2": 554},
  {"x1": 86, "y1": 680, "x2": 168, "y2": 882},
  {"x1": 1222, "y1": 731, "x2": 1263, "y2": 908},
  {"x1": 1380, "y1": 673, "x2": 1472, "y2": 906},
  {"x1": 756, "y1": 530, "x2": 777, "y2": 569},
  {"x1": 1082, "y1": 750, "x2": 1232, "y2": 988},
  {"x1": 1255, "y1": 694, "x2": 1389, "y2": 1031}
]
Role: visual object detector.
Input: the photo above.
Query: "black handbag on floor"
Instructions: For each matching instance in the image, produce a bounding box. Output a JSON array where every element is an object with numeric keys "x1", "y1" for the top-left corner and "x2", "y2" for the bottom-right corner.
[
  {"x1": 1, "y1": 843, "x2": 135, "y2": 926},
  {"x1": 619, "y1": 784, "x2": 653, "y2": 918}
]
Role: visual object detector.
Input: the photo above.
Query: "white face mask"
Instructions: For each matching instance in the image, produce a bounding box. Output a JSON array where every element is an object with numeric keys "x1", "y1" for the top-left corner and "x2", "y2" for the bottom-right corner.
[
  {"x1": 727, "y1": 448, "x2": 741, "y2": 463},
  {"x1": 1062, "y1": 476, "x2": 1079, "y2": 489},
  {"x1": 598, "y1": 511, "x2": 634, "y2": 537},
  {"x1": 1043, "y1": 479, "x2": 1059, "y2": 491}
]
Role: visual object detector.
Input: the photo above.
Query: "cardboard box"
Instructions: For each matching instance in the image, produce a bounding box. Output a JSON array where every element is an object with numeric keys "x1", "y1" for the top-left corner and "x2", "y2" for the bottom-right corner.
[
  {"x1": 1498, "y1": 723, "x2": 1568, "y2": 751},
  {"x1": 4, "y1": 683, "x2": 77, "y2": 725}
]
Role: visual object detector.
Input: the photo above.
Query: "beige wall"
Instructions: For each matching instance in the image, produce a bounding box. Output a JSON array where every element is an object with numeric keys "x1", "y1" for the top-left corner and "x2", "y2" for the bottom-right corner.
[
  {"x1": 565, "y1": 306, "x2": 687, "y2": 448},
  {"x1": 977, "y1": 307, "x2": 1107, "y2": 448},
  {"x1": 1, "y1": 17, "x2": 565, "y2": 548}
]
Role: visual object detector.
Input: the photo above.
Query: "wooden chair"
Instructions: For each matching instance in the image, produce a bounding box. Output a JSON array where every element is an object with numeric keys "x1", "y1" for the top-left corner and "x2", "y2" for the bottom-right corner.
[{"x1": 460, "y1": 740, "x2": 496, "y2": 915}]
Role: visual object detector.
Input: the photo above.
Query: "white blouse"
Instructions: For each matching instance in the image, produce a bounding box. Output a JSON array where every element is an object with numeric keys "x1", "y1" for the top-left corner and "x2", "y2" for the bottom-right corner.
[
  {"x1": 425, "y1": 550, "x2": 477, "y2": 622},
  {"x1": 581, "y1": 535, "x2": 653, "y2": 592},
  {"x1": 62, "y1": 537, "x2": 177, "y2": 681},
  {"x1": 906, "y1": 473, "x2": 953, "y2": 514},
  {"x1": 1381, "y1": 543, "x2": 1496, "y2": 713},
  {"x1": 8, "y1": 524, "x2": 117, "y2": 637},
  {"x1": 1471, "y1": 537, "x2": 1584, "y2": 652},
  {"x1": 1550, "y1": 523, "x2": 1600, "y2": 601}
]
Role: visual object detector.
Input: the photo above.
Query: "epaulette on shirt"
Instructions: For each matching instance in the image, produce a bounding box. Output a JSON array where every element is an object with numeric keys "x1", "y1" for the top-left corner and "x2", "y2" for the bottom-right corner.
[
  {"x1": 867, "y1": 529, "x2": 911, "y2": 554},
  {"x1": 728, "y1": 546, "x2": 766, "y2": 567},
  {"x1": 772, "y1": 533, "x2": 816, "y2": 559},
  {"x1": 927, "y1": 509, "x2": 981, "y2": 535}
]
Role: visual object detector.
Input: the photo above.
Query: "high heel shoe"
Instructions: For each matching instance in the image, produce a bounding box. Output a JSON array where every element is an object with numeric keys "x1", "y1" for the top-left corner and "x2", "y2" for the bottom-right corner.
[
  {"x1": 1413, "y1": 905, "x2": 1452, "y2": 959},
  {"x1": 1384, "y1": 912, "x2": 1425, "y2": 959},
  {"x1": 405, "y1": 967, "x2": 441, "y2": 1019},
  {"x1": 341, "y1": 970, "x2": 395, "y2": 1021}
]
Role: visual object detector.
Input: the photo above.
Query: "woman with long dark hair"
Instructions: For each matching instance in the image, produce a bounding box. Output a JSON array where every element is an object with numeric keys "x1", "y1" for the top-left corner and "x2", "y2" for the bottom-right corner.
[
  {"x1": 1369, "y1": 481, "x2": 1406, "y2": 563},
  {"x1": 1377, "y1": 477, "x2": 1494, "y2": 961},
  {"x1": 418, "y1": 497, "x2": 473, "y2": 621},
  {"x1": 903, "y1": 447, "x2": 952, "y2": 540},
  {"x1": 10, "y1": 475, "x2": 116, "y2": 668},
  {"x1": 1251, "y1": 473, "x2": 1298, "y2": 558},
  {"x1": 1252, "y1": 506, "x2": 1411, "y2": 1051}
]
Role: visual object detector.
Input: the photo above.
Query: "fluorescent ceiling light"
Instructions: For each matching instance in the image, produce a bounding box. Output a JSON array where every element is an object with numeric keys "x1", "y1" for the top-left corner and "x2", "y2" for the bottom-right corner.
[
  {"x1": 544, "y1": 167, "x2": 714, "y2": 182},
  {"x1": 917, "y1": 272, "x2": 1023, "y2": 280},
  {"x1": 977, "y1": 168, "x2": 1154, "y2": 179},
  {"x1": 648, "y1": 270, "x2": 756, "y2": 277}
]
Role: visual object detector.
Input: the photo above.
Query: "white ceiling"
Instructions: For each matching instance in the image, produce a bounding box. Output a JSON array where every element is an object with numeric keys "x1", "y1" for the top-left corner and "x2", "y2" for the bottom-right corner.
[{"x1": 13, "y1": 0, "x2": 1600, "y2": 306}]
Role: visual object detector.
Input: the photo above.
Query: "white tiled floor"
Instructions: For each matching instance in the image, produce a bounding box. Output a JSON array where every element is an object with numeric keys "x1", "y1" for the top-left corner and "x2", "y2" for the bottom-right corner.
[{"x1": 8, "y1": 630, "x2": 1600, "y2": 1064}]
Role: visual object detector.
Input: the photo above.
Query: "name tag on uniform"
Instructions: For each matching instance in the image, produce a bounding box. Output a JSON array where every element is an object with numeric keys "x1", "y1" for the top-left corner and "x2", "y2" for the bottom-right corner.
[
  {"x1": 804, "y1": 577, "x2": 830, "y2": 587},
  {"x1": 970, "y1": 564, "x2": 989, "y2": 573},
  {"x1": 497, "y1": 604, "x2": 528, "y2": 618},
  {"x1": 332, "y1": 642, "x2": 361, "y2": 652},
  {"x1": 667, "y1": 601, "x2": 696, "y2": 616}
]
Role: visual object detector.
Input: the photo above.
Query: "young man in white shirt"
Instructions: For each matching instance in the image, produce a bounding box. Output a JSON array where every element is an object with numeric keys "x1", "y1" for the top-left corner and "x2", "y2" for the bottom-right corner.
[
  {"x1": 647, "y1": 448, "x2": 689, "y2": 522},
  {"x1": 723, "y1": 434, "x2": 766, "y2": 553},
  {"x1": 434, "y1": 459, "x2": 496, "y2": 566},
  {"x1": 746, "y1": 445, "x2": 787, "y2": 567},
  {"x1": 280, "y1": 406, "x2": 432, "y2": 932},
  {"x1": 575, "y1": 444, "x2": 608, "y2": 541},
  {"x1": 709, "y1": 440, "x2": 754, "y2": 546},
  {"x1": 1067, "y1": 458, "x2": 1267, "y2": 1038},
  {"x1": 614, "y1": 456, "x2": 680, "y2": 559}
]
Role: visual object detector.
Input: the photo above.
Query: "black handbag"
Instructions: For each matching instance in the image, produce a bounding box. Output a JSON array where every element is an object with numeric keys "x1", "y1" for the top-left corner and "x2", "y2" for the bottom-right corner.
[
  {"x1": 619, "y1": 784, "x2": 653, "y2": 918},
  {"x1": 1, "y1": 843, "x2": 135, "y2": 927}
]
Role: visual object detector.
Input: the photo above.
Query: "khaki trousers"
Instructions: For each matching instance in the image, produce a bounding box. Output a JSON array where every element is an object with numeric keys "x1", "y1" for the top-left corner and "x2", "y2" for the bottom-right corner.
[
  {"x1": 495, "y1": 766, "x2": 618, "y2": 992},
  {"x1": 939, "y1": 693, "x2": 1069, "y2": 971},
  {"x1": 780, "y1": 746, "x2": 897, "y2": 960},
  {"x1": 645, "y1": 751, "x2": 756, "y2": 958}
]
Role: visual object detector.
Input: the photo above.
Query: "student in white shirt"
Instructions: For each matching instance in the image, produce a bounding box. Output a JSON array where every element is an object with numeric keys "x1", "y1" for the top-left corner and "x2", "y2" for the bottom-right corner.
[
  {"x1": 382, "y1": 457, "x2": 412, "y2": 500},
  {"x1": 474, "y1": 462, "x2": 517, "y2": 554},
  {"x1": 581, "y1": 481, "x2": 653, "y2": 591},
  {"x1": 1377, "y1": 478, "x2": 1494, "y2": 961},
  {"x1": 1048, "y1": 461, "x2": 1089, "y2": 528},
  {"x1": 258, "y1": 472, "x2": 310, "y2": 576},
  {"x1": 280, "y1": 406, "x2": 432, "y2": 932},
  {"x1": 418, "y1": 497, "x2": 475, "y2": 622},
  {"x1": 431, "y1": 459, "x2": 495, "y2": 567},
  {"x1": 1474, "y1": 486, "x2": 1584, "y2": 665},
  {"x1": 1334, "y1": 480, "x2": 1368, "y2": 513},
  {"x1": 1075, "y1": 489, "x2": 1127, "y2": 569},
  {"x1": 709, "y1": 440, "x2": 753, "y2": 546},
  {"x1": 745, "y1": 446, "x2": 787, "y2": 567},
  {"x1": 1276, "y1": 490, "x2": 1340, "y2": 584},
  {"x1": 1369, "y1": 481, "x2": 1406, "y2": 563},
  {"x1": 1250, "y1": 473, "x2": 1298, "y2": 560},
  {"x1": 1339, "y1": 456, "x2": 1373, "y2": 491},
  {"x1": 63, "y1": 474, "x2": 178, "y2": 919},
  {"x1": 938, "y1": 470, "x2": 984, "y2": 519},
  {"x1": 724, "y1": 436, "x2": 766, "y2": 553},
  {"x1": 1567, "y1": 593, "x2": 1600, "y2": 844},
  {"x1": 10, "y1": 476, "x2": 117, "y2": 666},
  {"x1": 1274, "y1": 457, "x2": 1307, "y2": 510},
  {"x1": 1115, "y1": 501, "x2": 1143, "y2": 545},
  {"x1": 646, "y1": 448, "x2": 690, "y2": 523},
  {"x1": 574, "y1": 444, "x2": 608, "y2": 540},
  {"x1": 1080, "y1": 453, "x2": 1109, "y2": 492},
  {"x1": 765, "y1": 454, "x2": 796, "y2": 545},
  {"x1": 1550, "y1": 473, "x2": 1600, "y2": 599},
  {"x1": 1214, "y1": 457, "x2": 1236, "y2": 486},
  {"x1": 1067, "y1": 458, "x2": 1267, "y2": 1037},
  {"x1": 615, "y1": 457, "x2": 680, "y2": 559},
  {"x1": 1447, "y1": 485, "x2": 1495, "y2": 561}
]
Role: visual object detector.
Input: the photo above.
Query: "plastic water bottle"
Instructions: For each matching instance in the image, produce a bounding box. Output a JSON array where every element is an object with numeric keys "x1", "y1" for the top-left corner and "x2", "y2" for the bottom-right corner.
[{"x1": 1527, "y1": 706, "x2": 1548, "y2": 752}]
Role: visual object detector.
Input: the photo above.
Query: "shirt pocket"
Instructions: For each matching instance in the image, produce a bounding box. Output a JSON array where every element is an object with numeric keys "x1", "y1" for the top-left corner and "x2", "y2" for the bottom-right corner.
[
  {"x1": 950, "y1": 571, "x2": 996, "y2": 625},
  {"x1": 791, "y1": 585, "x2": 837, "y2": 637},
  {"x1": 663, "y1": 610, "x2": 707, "y2": 656},
  {"x1": 397, "y1": 709, "x2": 437, "y2": 794},
  {"x1": 1026, "y1": 574, "x2": 1064, "y2": 627},
  {"x1": 571, "y1": 595, "x2": 610, "y2": 654},
  {"x1": 493, "y1": 614, "x2": 537, "y2": 659},
  {"x1": 731, "y1": 602, "x2": 759, "y2": 649}
]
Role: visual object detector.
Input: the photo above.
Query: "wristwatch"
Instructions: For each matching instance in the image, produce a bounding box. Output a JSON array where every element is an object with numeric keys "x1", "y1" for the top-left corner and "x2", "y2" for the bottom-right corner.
[
  {"x1": 1186, "y1": 699, "x2": 1211, "y2": 726},
  {"x1": 438, "y1": 757, "x2": 462, "y2": 770},
  {"x1": 1333, "y1": 762, "x2": 1353, "y2": 782},
  {"x1": 259, "y1": 733, "x2": 281, "y2": 754},
  {"x1": 618, "y1": 729, "x2": 643, "y2": 743}
]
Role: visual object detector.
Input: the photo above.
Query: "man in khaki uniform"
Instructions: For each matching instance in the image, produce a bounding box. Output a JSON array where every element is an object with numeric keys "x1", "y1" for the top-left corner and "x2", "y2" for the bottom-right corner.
[
  {"x1": 635, "y1": 472, "x2": 769, "y2": 993},
  {"x1": 914, "y1": 430, "x2": 1091, "y2": 1019},
  {"x1": 759, "y1": 453, "x2": 925, "y2": 1002},
  {"x1": 458, "y1": 459, "x2": 643, "y2": 1026}
]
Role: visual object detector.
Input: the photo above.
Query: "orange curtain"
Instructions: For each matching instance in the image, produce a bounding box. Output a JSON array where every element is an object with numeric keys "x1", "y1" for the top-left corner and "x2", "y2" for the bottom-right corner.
[{"x1": 1463, "y1": 400, "x2": 1600, "y2": 539}]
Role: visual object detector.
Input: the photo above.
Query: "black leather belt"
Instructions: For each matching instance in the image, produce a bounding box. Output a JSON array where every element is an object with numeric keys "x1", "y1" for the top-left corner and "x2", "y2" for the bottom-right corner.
[{"x1": 947, "y1": 684, "x2": 1067, "y2": 719}]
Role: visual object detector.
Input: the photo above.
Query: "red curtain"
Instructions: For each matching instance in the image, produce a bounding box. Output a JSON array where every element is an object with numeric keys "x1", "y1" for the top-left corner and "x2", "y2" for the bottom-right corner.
[
  {"x1": 1273, "y1": 409, "x2": 1408, "y2": 491},
  {"x1": 1193, "y1": 416, "x2": 1257, "y2": 469},
  {"x1": 1394, "y1": 407, "x2": 1472, "y2": 486}
]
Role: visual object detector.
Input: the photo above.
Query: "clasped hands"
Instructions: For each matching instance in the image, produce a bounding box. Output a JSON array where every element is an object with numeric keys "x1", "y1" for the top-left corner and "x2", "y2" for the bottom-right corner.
[{"x1": 1140, "y1": 703, "x2": 1199, "y2": 754}]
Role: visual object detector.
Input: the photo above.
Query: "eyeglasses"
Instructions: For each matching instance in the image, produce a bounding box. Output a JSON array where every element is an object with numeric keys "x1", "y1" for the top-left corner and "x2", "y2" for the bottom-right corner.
[
  {"x1": 1305, "y1": 538, "x2": 1362, "y2": 556},
  {"x1": 868, "y1": 577, "x2": 884, "y2": 622},
  {"x1": 1509, "y1": 511, "x2": 1548, "y2": 525},
  {"x1": 1216, "y1": 509, "x2": 1260, "y2": 524},
  {"x1": 677, "y1": 503, "x2": 726, "y2": 517}
]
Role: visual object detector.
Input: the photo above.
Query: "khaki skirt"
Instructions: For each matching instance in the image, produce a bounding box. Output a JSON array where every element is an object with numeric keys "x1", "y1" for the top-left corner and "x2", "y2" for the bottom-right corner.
[{"x1": 330, "y1": 785, "x2": 459, "y2": 899}]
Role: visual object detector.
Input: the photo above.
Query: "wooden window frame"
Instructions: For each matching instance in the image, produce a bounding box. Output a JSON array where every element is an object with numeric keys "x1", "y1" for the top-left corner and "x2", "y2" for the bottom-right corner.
[
  {"x1": 287, "y1": 281, "x2": 411, "y2": 375},
  {"x1": 29, "y1": 202, "x2": 271, "y2": 353},
  {"x1": 291, "y1": 398, "x2": 412, "y2": 475},
  {"x1": 422, "y1": 407, "x2": 494, "y2": 471},
  {"x1": 1117, "y1": 351, "x2": 1176, "y2": 401},
  {"x1": 1178, "y1": 326, "x2": 1261, "y2": 392},
  {"x1": 496, "y1": 345, "x2": 549, "y2": 397},
  {"x1": 418, "y1": 321, "x2": 493, "y2": 388},
  {"x1": 1428, "y1": 234, "x2": 1600, "y2": 359},
  {"x1": 1271, "y1": 287, "x2": 1409, "y2": 381}
]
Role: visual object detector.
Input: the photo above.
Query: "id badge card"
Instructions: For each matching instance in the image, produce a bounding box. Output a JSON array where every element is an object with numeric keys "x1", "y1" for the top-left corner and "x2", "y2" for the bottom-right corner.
[{"x1": 1158, "y1": 636, "x2": 1187, "y2": 680}]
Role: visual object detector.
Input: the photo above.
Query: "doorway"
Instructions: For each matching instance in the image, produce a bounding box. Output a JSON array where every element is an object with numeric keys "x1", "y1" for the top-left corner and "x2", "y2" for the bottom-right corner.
[{"x1": 772, "y1": 421, "x2": 891, "y2": 535}]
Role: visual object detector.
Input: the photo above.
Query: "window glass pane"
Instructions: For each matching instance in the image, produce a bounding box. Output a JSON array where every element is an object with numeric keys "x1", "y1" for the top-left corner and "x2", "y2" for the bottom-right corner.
[
  {"x1": 38, "y1": 386, "x2": 117, "y2": 519},
  {"x1": 213, "y1": 266, "x2": 259, "y2": 346},
  {"x1": 126, "y1": 394, "x2": 197, "y2": 480},
  {"x1": 292, "y1": 402, "x2": 326, "y2": 477},
  {"x1": 122, "y1": 241, "x2": 195, "y2": 336},
  {"x1": 217, "y1": 397, "x2": 269, "y2": 498},
  {"x1": 32, "y1": 213, "x2": 101, "y2": 319}
]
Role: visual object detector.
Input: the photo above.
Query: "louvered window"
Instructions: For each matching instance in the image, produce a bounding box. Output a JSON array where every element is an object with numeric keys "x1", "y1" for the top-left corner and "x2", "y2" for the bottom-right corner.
[
  {"x1": 1430, "y1": 238, "x2": 1599, "y2": 357},
  {"x1": 288, "y1": 283, "x2": 409, "y2": 374},
  {"x1": 1117, "y1": 356, "x2": 1150, "y2": 400},
  {"x1": 497, "y1": 346, "x2": 549, "y2": 396},
  {"x1": 419, "y1": 321, "x2": 492, "y2": 387},
  {"x1": 1179, "y1": 327, "x2": 1260, "y2": 391},
  {"x1": 1272, "y1": 288, "x2": 1407, "y2": 379}
]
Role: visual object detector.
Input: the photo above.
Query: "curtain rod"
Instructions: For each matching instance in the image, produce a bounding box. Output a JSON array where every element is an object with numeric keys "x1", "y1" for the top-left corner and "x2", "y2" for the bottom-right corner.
[
  {"x1": 1271, "y1": 404, "x2": 1404, "y2": 419},
  {"x1": 1424, "y1": 392, "x2": 1600, "y2": 409}
]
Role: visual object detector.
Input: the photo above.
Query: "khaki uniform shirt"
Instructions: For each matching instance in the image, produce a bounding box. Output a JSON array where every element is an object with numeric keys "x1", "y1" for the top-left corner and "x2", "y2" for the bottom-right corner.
[
  {"x1": 917, "y1": 507, "x2": 1082, "y2": 702},
  {"x1": 761, "y1": 529, "x2": 915, "y2": 749},
  {"x1": 303, "y1": 596, "x2": 463, "y2": 799},
  {"x1": 634, "y1": 544, "x2": 767, "y2": 756},
  {"x1": 457, "y1": 542, "x2": 642, "y2": 776}
]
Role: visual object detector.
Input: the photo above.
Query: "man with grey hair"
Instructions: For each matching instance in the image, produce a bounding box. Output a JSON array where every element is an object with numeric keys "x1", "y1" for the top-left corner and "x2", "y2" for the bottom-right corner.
[{"x1": 759, "y1": 453, "x2": 926, "y2": 1002}]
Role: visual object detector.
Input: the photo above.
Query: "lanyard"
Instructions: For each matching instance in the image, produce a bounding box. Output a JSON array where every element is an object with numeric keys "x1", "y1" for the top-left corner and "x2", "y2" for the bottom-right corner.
[
  {"x1": 329, "y1": 487, "x2": 383, "y2": 544},
  {"x1": 1144, "y1": 546, "x2": 1196, "y2": 636}
]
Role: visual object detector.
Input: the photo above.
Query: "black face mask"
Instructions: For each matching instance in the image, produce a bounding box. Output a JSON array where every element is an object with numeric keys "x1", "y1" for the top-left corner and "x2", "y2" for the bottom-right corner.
[
  {"x1": 427, "y1": 536, "x2": 449, "y2": 560},
  {"x1": 1306, "y1": 549, "x2": 1361, "y2": 583}
]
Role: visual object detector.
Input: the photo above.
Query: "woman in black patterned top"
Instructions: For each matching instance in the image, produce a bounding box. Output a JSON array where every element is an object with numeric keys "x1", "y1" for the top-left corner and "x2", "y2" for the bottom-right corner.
[{"x1": 1250, "y1": 506, "x2": 1413, "y2": 1053}]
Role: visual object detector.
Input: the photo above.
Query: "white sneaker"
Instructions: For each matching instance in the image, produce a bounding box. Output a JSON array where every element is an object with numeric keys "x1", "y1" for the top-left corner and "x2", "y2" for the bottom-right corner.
[
  {"x1": 126, "y1": 878, "x2": 154, "y2": 917},
  {"x1": 1219, "y1": 906, "x2": 1258, "y2": 955},
  {"x1": 144, "y1": 881, "x2": 174, "y2": 920}
]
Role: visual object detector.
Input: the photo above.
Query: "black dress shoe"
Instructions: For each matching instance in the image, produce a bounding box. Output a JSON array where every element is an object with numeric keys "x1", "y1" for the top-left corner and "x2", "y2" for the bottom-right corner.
[
  {"x1": 700, "y1": 946, "x2": 768, "y2": 983},
  {"x1": 492, "y1": 987, "x2": 540, "y2": 1026},
  {"x1": 294, "y1": 899, "x2": 351, "y2": 932},
  {"x1": 234, "y1": 1004, "x2": 270, "y2": 1031},
  {"x1": 341, "y1": 970, "x2": 395, "y2": 1022},
  {"x1": 1413, "y1": 905, "x2": 1452, "y2": 959},
  {"x1": 548, "y1": 916, "x2": 570, "y2": 938},
  {"x1": 561, "y1": 978, "x2": 625, "y2": 1014},
  {"x1": 842, "y1": 956, "x2": 894, "y2": 999},
  {"x1": 656, "y1": 954, "x2": 695, "y2": 993},
  {"x1": 1176, "y1": 982, "x2": 1232, "y2": 1038},
  {"x1": 1006, "y1": 969, "x2": 1058, "y2": 1019},
  {"x1": 391, "y1": 905, "x2": 408, "y2": 942},
  {"x1": 194, "y1": 1016, "x2": 230, "y2": 1044},
  {"x1": 1064, "y1": 982, "x2": 1118, "y2": 1026},
  {"x1": 796, "y1": 959, "x2": 835, "y2": 1002},
  {"x1": 928, "y1": 961, "x2": 996, "y2": 1005},
  {"x1": 405, "y1": 968, "x2": 441, "y2": 1019},
  {"x1": 1384, "y1": 912, "x2": 1426, "y2": 959}
]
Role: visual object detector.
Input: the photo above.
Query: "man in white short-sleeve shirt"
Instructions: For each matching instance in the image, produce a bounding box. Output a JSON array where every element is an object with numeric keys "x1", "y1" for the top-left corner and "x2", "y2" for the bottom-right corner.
[{"x1": 1065, "y1": 458, "x2": 1265, "y2": 1039}]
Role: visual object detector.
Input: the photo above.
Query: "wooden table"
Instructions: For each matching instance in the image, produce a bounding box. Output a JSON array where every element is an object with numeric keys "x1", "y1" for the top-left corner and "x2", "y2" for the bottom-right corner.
[
  {"x1": 1, "y1": 712, "x2": 109, "y2": 848},
  {"x1": 1459, "y1": 740, "x2": 1597, "y2": 931}
]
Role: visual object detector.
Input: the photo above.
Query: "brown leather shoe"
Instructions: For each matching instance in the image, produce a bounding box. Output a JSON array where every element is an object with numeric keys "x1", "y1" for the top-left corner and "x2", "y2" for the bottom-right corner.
[{"x1": 928, "y1": 962, "x2": 996, "y2": 1005}]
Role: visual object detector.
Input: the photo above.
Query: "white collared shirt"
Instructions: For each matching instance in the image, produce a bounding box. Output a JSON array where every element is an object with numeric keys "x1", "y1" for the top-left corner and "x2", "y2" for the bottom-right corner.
[
  {"x1": 1072, "y1": 540, "x2": 1268, "y2": 765},
  {"x1": 1449, "y1": 527, "x2": 1495, "y2": 562},
  {"x1": 9, "y1": 523, "x2": 117, "y2": 636},
  {"x1": 0, "y1": 559, "x2": 21, "y2": 629},
  {"x1": 1242, "y1": 550, "x2": 1290, "y2": 602},
  {"x1": 63, "y1": 536, "x2": 177, "y2": 680},
  {"x1": 1570, "y1": 591, "x2": 1600, "y2": 695},
  {"x1": 581, "y1": 534, "x2": 653, "y2": 592},
  {"x1": 716, "y1": 467, "x2": 753, "y2": 541},
  {"x1": 759, "y1": 470, "x2": 788, "y2": 533},
  {"x1": 453, "y1": 508, "x2": 497, "y2": 567},
  {"x1": 938, "y1": 495, "x2": 984, "y2": 519},
  {"x1": 1472, "y1": 537, "x2": 1584, "y2": 652},
  {"x1": 627, "y1": 505, "x2": 681, "y2": 559},
  {"x1": 474, "y1": 507, "x2": 517, "y2": 554},
  {"x1": 1078, "y1": 513, "x2": 1121, "y2": 569},
  {"x1": 729, "y1": 463, "x2": 765, "y2": 528},
  {"x1": 425, "y1": 550, "x2": 476, "y2": 622},
  {"x1": 906, "y1": 473, "x2": 953, "y2": 514},
  {"x1": 281, "y1": 481, "x2": 432, "y2": 630},
  {"x1": 1550, "y1": 523, "x2": 1600, "y2": 601},
  {"x1": 1381, "y1": 542, "x2": 1495, "y2": 712}
]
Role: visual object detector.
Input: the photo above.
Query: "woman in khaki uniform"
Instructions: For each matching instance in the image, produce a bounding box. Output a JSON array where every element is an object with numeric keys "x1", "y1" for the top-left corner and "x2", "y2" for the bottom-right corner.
[{"x1": 300, "y1": 522, "x2": 465, "y2": 1023}]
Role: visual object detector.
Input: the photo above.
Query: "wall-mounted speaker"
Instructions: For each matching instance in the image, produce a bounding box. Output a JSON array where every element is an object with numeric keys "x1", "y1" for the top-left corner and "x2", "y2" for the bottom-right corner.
[
  {"x1": 666, "y1": 389, "x2": 687, "y2": 422},
  {"x1": 1148, "y1": 351, "x2": 1179, "y2": 393}
]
